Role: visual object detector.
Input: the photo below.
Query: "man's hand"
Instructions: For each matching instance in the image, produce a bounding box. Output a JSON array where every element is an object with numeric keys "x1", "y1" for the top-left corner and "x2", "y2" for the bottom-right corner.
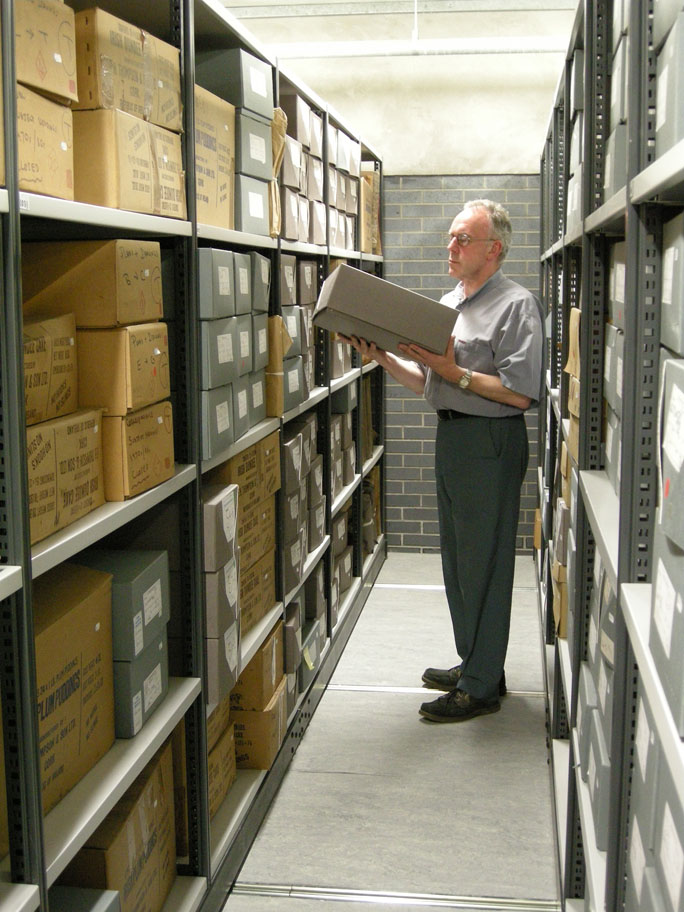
[
  {"x1": 399, "y1": 335, "x2": 457, "y2": 379},
  {"x1": 339, "y1": 334, "x2": 388, "y2": 367}
]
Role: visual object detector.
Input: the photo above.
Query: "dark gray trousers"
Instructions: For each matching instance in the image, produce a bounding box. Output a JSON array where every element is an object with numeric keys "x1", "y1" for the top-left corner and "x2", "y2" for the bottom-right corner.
[{"x1": 435, "y1": 412, "x2": 529, "y2": 701}]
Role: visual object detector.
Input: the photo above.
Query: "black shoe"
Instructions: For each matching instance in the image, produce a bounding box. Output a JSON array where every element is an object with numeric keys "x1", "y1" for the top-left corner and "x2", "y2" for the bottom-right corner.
[
  {"x1": 419, "y1": 689, "x2": 501, "y2": 723},
  {"x1": 422, "y1": 665, "x2": 507, "y2": 697}
]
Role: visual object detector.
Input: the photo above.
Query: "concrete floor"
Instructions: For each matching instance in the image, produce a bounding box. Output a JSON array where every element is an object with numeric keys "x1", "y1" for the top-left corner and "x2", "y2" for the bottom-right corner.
[{"x1": 223, "y1": 552, "x2": 560, "y2": 912}]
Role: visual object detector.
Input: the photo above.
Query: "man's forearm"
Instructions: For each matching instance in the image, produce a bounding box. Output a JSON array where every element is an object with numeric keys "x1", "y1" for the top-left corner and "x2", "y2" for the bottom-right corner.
[{"x1": 377, "y1": 350, "x2": 426, "y2": 395}]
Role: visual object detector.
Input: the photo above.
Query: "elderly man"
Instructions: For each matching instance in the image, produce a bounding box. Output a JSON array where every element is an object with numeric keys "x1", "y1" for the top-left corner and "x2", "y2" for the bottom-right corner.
[{"x1": 345, "y1": 199, "x2": 544, "y2": 722}]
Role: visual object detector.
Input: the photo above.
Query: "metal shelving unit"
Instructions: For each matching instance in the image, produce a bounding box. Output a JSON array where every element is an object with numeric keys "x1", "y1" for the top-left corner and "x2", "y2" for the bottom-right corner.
[
  {"x1": 540, "y1": 1, "x2": 684, "y2": 910},
  {"x1": 0, "y1": 0, "x2": 387, "y2": 909}
]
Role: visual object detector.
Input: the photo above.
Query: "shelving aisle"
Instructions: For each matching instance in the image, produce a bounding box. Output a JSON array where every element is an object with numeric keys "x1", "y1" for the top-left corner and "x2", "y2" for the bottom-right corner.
[{"x1": 223, "y1": 552, "x2": 561, "y2": 912}]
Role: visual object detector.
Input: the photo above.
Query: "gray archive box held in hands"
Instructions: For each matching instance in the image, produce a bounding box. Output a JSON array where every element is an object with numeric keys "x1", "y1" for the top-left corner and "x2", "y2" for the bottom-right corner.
[{"x1": 313, "y1": 264, "x2": 456, "y2": 358}]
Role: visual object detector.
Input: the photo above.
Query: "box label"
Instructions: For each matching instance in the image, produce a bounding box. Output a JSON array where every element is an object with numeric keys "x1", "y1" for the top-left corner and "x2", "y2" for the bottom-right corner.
[
  {"x1": 654, "y1": 557, "x2": 677, "y2": 658},
  {"x1": 222, "y1": 495, "x2": 236, "y2": 545},
  {"x1": 664, "y1": 382, "x2": 684, "y2": 472},
  {"x1": 661, "y1": 803, "x2": 684, "y2": 911},
  {"x1": 238, "y1": 389, "x2": 248, "y2": 419},
  {"x1": 133, "y1": 691, "x2": 143, "y2": 734},
  {"x1": 144, "y1": 663, "x2": 163, "y2": 713},
  {"x1": 240, "y1": 331, "x2": 250, "y2": 358},
  {"x1": 253, "y1": 380, "x2": 264, "y2": 408},
  {"x1": 218, "y1": 265, "x2": 232, "y2": 297},
  {"x1": 217, "y1": 334, "x2": 234, "y2": 364},
  {"x1": 216, "y1": 400, "x2": 231, "y2": 433},
  {"x1": 248, "y1": 191, "x2": 264, "y2": 219},
  {"x1": 143, "y1": 579, "x2": 163, "y2": 626},
  {"x1": 133, "y1": 612, "x2": 144, "y2": 655},
  {"x1": 249, "y1": 66, "x2": 267, "y2": 98}
]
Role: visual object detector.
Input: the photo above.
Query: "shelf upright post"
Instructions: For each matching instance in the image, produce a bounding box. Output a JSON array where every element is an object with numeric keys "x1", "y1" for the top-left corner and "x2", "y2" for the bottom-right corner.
[
  {"x1": 605, "y1": 1, "x2": 659, "y2": 908},
  {"x1": 175, "y1": 0, "x2": 211, "y2": 882},
  {"x1": 0, "y1": 0, "x2": 48, "y2": 903}
]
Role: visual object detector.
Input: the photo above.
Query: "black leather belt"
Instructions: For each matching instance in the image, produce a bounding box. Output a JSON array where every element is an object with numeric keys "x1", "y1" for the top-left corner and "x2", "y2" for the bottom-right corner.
[{"x1": 437, "y1": 408, "x2": 471, "y2": 420}]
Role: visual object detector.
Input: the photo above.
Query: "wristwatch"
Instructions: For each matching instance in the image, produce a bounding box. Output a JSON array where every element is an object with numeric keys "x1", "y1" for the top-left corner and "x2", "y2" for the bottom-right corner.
[{"x1": 458, "y1": 369, "x2": 473, "y2": 389}]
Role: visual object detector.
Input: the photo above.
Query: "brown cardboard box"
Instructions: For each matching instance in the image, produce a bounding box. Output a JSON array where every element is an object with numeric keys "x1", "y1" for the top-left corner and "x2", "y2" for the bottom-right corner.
[
  {"x1": 72, "y1": 109, "x2": 186, "y2": 218},
  {"x1": 33, "y1": 563, "x2": 115, "y2": 815},
  {"x1": 17, "y1": 84, "x2": 74, "y2": 200},
  {"x1": 61, "y1": 741, "x2": 176, "y2": 912},
  {"x1": 265, "y1": 315, "x2": 294, "y2": 416},
  {"x1": 259, "y1": 431, "x2": 281, "y2": 500},
  {"x1": 568, "y1": 374, "x2": 581, "y2": 418},
  {"x1": 15, "y1": 0, "x2": 78, "y2": 103},
  {"x1": 206, "y1": 438, "x2": 266, "y2": 523},
  {"x1": 102, "y1": 400, "x2": 174, "y2": 501},
  {"x1": 77, "y1": 323, "x2": 170, "y2": 416},
  {"x1": 23, "y1": 313, "x2": 78, "y2": 426},
  {"x1": 208, "y1": 722, "x2": 236, "y2": 818},
  {"x1": 22, "y1": 240, "x2": 163, "y2": 327},
  {"x1": 238, "y1": 495, "x2": 276, "y2": 572},
  {"x1": 314, "y1": 265, "x2": 456, "y2": 358},
  {"x1": 361, "y1": 166, "x2": 382, "y2": 255},
  {"x1": 232, "y1": 676, "x2": 287, "y2": 770},
  {"x1": 564, "y1": 308, "x2": 581, "y2": 378},
  {"x1": 74, "y1": 8, "x2": 182, "y2": 132},
  {"x1": 230, "y1": 622, "x2": 283, "y2": 711},
  {"x1": 239, "y1": 548, "x2": 276, "y2": 634},
  {"x1": 551, "y1": 559, "x2": 568, "y2": 637},
  {"x1": 568, "y1": 413, "x2": 580, "y2": 464},
  {"x1": 207, "y1": 693, "x2": 232, "y2": 750},
  {"x1": 194, "y1": 85, "x2": 235, "y2": 230},
  {"x1": 26, "y1": 408, "x2": 105, "y2": 544}
]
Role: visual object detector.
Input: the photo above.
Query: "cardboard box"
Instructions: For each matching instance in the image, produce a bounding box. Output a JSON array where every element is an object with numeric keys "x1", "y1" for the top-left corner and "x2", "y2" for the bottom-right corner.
[
  {"x1": 74, "y1": 8, "x2": 182, "y2": 132},
  {"x1": 22, "y1": 240, "x2": 163, "y2": 328},
  {"x1": 78, "y1": 323, "x2": 170, "y2": 416},
  {"x1": 113, "y1": 630, "x2": 169, "y2": 738},
  {"x1": 551, "y1": 559, "x2": 568, "y2": 637},
  {"x1": 15, "y1": 0, "x2": 78, "y2": 103},
  {"x1": 298, "y1": 620, "x2": 322, "y2": 692},
  {"x1": 207, "y1": 694, "x2": 232, "y2": 751},
  {"x1": 250, "y1": 251, "x2": 271, "y2": 312},
  {"x1": 201, "y1": 384, "x2": 234, "y2": 460},
  {"x1": 239, "y1": 548, "x2": 276, "y2": 634},
  {"x1": 208, "y1": 722, "x2": 236, "y2": 818},
  {"x1": 238, "y1": 494, "x2": 276, "y2": 572},
  {"x1": 280, "y1": 94, "x2": 311, "y2": 147},
  {"x1": 309, "y1": 199, "x2": 326, "y2": 245},
  {"x1": 202, "y1": 483, "x2": 238, "y2": 572},
  {"x1": 609, "y1": 240, "x2": 626, "y2": 330},
  {"x1": 102, "y1": 400, "x2": 174, "y2": 501},
  {"x1": 656, "y1": 13, "x2": 684, "y2": 158},
  {"x1": 659, "y1": 358, "x2": 684, "y2": 549},
  {"x1": 17, "y1": 83, "x2": 74, "y2": 200},
  {"x1": 27, "y1": 408, "x2": 105, "y2": 544},
  {"x1": 61, "y1": 741, "x2": 176, "y2": 912},
  {"x1": 251, "y1": 313, "x2": 269, "y2": 373},
  {"x1": 198, "y1": 248, "x2": 235, "y2": 319},
  {"x1": 233, "y1": 252, "x2": 252, "y2": 315},
  {"x1": 233, "y1": 675, "x2": 287, "y2": 770},
  {"x1": 194, "y1": 85, "x2": 235, "y2": 231},
  {"x1": 661, "y1": 211, "x2": 684, "y2": 356},
  {"x1": 235, "y1": 109, "x2": 273, "y2": 181},
  {"x1": 234, "y1": 174, "x2": 270, "y2": 235},
  {"x1": 564, "y1": 308, "x2": 581, "y2": 378},
  {"x1": 204, "y1": 554, "x2": 239, "y2": 640},
  {"x1": 195, "y1": 48, "x2": 274, "y2": 121},
  {"x1": 33, "y1": 563, "x2": 115, "y2": 815},
  {"x1": 23, "y1": 313, "x2": 78, "y2": 426},
  {"x1": 314, "y1": 265, "x2": 455, "y2": 358},
  {"x1": 75, "y1": 549, "x2": 170, "y2": 662},
  {"x1": 72, "y1": 109, "x2": 186, "y2": 218},
  {"x1": 201, "y1": 317, "x2": 239, "y2": 390},
  {"x1": 230, "y1": 622, "x2": 283, "y2": 711},
  {"x1": 249, "y1": 370, "x2": 267, "y2": 427},
  {"x1": 232, "y1": 375, "x2": 250, "y2": 440},
  {"x1": 604, "y1": 123, "x2": 628, "y2": 198},
  {"x1": 235, "y1": 313, "x2": 253, "y2": 376}
]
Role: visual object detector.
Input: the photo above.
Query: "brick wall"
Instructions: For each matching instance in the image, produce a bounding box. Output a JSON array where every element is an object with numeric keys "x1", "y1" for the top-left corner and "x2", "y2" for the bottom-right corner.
[{"x1": 382, "y1": 174, "x2": 541, "y2": 553}]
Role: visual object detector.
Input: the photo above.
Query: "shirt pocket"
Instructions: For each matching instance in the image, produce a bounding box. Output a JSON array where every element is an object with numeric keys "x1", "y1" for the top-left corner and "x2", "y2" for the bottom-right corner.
[{"x1": 454, "y1": 338, "x2": 495, "y2": 374}]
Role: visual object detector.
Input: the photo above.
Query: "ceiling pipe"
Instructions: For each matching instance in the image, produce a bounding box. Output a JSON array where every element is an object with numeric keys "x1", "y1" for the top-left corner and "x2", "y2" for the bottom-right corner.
[{"x1": 269, "y1": 35, "x2": 568, "y2": 58}]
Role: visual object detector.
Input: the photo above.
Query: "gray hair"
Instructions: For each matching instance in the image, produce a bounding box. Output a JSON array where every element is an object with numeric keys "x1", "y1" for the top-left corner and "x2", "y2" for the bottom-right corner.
[{"x1": 464, "y1": 199, "x2": 512, "y2": 263}]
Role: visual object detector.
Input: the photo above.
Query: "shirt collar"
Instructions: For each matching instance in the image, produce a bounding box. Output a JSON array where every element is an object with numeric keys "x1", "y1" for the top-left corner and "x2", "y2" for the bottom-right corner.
[{"x1": 455, "y1": 269, "x2": 504, "y2": 310}]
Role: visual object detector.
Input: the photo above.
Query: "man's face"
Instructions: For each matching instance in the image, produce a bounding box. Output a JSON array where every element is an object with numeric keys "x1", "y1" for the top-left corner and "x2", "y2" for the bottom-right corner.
[{"x1": 446, "y1": 208, "x2": 500, "y2": 282}]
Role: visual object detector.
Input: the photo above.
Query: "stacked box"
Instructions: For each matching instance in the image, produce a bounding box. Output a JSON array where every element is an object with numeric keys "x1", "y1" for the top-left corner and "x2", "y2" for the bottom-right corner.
[
  {"x1": 194, "y1": 86, "x2": 236, "y2": 232},
  {"x1": 609, "y1": 241, "x2": 627, "y2": 330},
  {"x1": 661, "y1": 212, "x2": 684, "y2": 356},
  {"x1": 653, "y1": 749, "x2": 684, "y2": 912},
  {"x1": 75, "y1": 550, "x2": 171, "y2": 738},
  {"x1": 656, "y1": 13, "x2": 684, "y2": 158},
  {"x1": 659, "y1": 358, "x2": 684, "y2": 549}
]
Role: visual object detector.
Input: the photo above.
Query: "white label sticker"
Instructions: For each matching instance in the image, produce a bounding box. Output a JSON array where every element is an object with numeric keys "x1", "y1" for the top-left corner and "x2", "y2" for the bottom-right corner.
[
  {"x1": 598, "y1": 661, "x2": 608, "y2": 713},
  {"x1": 654, "y1": 557, "x2": 677, "y2": 658},
  {"x1": 292, "y1": 441, "x2": 301, "y2": 473},
  {"x1": 238, "y1": 389, "x2": 248, "y2": 418},
  {"x1": 224, "y1": 625, "x2": 238, "y2": 672},
  {"x1": 287, "y1": 315, "x2": 298, "y2": 338},
  {"x1": 143, "y1": 579, "x2": 163, "y2": 626},
  {"x1": 292, "y1": 540, "x2": 301, "y2": 565},
  {"x1": 304, "y1": 265, "x2": 312, "y2": 285},
  {"x1": 604, "y1": 345, "x2": 613, "y2": 384},
  {"x1": 252, "y1": 380, "x2": 263, "y2": 408},
  {"x1": 664, "y1": 382, "x2": 684, "y2": 473},
  {"x1": 661, "y1": 803, "x2": 684, "y2": 911},
  {"x1": 132, "y1": 691, "x2": 143, "y2": 734},
  {"x1": 249, "y1": 66, "x2": 268, "y2": 98},
  {"x1": 240, "y1": 330, "x2": 250, "y2": 358},
  {"x1": 261, "y1": 260, "x2": 269, "y2": 283},
  {"x1": 217, "y1": 265, "x2": 232, "y2": 297},
  {"x1": 216, "y1": 400, "x2": 231, "y2": 433},
  {"x1": 258, "y1": 327, "x2": 268, "y2": 353},
  {"x1": 288, "y1": 367, "x2": 300, "y2": 393},
  {"x1": 248, "y1": 191, "x2": 264, "y2": 219},
  {"x1": 217, "y1": 333, "x2": 234, "y2": 364},
  {"x1": 616, "y1": 356, "x2": 623, "y2": 397},
  {"x1": 239, "y1": 266, "x2": 249, "y2": 295},
  {"x1": 289, "y1": 493, "x2": 299, "y2": 520},
  {"x1": 588, "y1": 743, "x2": 597, "y2": 795},
  {"x1": 222, "y1": 494, "x2": 236, "y2": 544},
  {"x1": 614, "y1": 262, "x2": 625, "y2": 303},
  {"x1": 224, "y1": 559, "x2": 238, "y2": 604},
  {"x1": 143, "y1": 663, "x2": 163, "y2": 712},
  {"x1": 133, "y1": 611, "x2": 144, "y2": 656},
  {"x1": 344, "y1": 553, "x2": 352, "y2": 572},
  {"x1": 249, "y1": 132, "x2": 267, "y2": 164}
]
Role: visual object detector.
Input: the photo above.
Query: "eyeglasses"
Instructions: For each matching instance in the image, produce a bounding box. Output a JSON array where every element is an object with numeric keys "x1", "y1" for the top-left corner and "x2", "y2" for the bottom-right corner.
[{"x1": 448, "y1": 233, "x2": 496, "y2": 248}]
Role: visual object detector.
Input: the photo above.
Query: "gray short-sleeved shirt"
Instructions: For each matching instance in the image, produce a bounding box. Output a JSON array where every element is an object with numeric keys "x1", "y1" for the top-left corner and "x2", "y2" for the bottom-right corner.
[{"x1": 423, "y1": 270, "x2": 545, "y2": 418}]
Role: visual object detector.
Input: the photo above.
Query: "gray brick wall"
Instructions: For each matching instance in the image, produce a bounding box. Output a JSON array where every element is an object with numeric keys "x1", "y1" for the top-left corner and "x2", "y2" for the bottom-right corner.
[{"x1": 382, "y1": 174, "x2": 541, "y2": 553}]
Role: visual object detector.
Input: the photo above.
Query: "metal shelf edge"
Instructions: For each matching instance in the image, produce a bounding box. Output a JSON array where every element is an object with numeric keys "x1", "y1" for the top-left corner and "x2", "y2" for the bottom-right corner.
[
  {"x1": 0, "y1": 566, "x2": 22, "y2": 601},
  {"x1": 209, "y1": 770, "x2": 266, "y2": 877},
  {"x1": 239, "y1": 603, "x2": 284, "y2": 673},
  {"x1": 571, "y1": 729, "x2": 607, "y2": 911},
  {"x1": 331, "y1": 474, "x2": 362, "y2": 518},
  {"x1": 630, "y1": 139, "x2": 684, "y2": 204},
  {"x1": 0, "y1": 884, "x2": 39, "y2": 912},
  {"x1": 19, "y1": 194, "x2": 192, "y2": 235},
  {"x1": 201, "y1": 421, "x2": 281, "y2": 474},
  {"x1": 330, "y1": 368, "x2": 361, "y2": 394},
  {"x1": 579, "y1": 470, "x2": 619, "y2": 594},
  {"x1": 197, "y1": 224, "x2": 278, "y2": 249},
  {"x1": 163, "y1": 876, "x2": 207, "y2": 912},
  {"x1": 362, "y1": 445, "x2": 384, "y2": 477}
]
